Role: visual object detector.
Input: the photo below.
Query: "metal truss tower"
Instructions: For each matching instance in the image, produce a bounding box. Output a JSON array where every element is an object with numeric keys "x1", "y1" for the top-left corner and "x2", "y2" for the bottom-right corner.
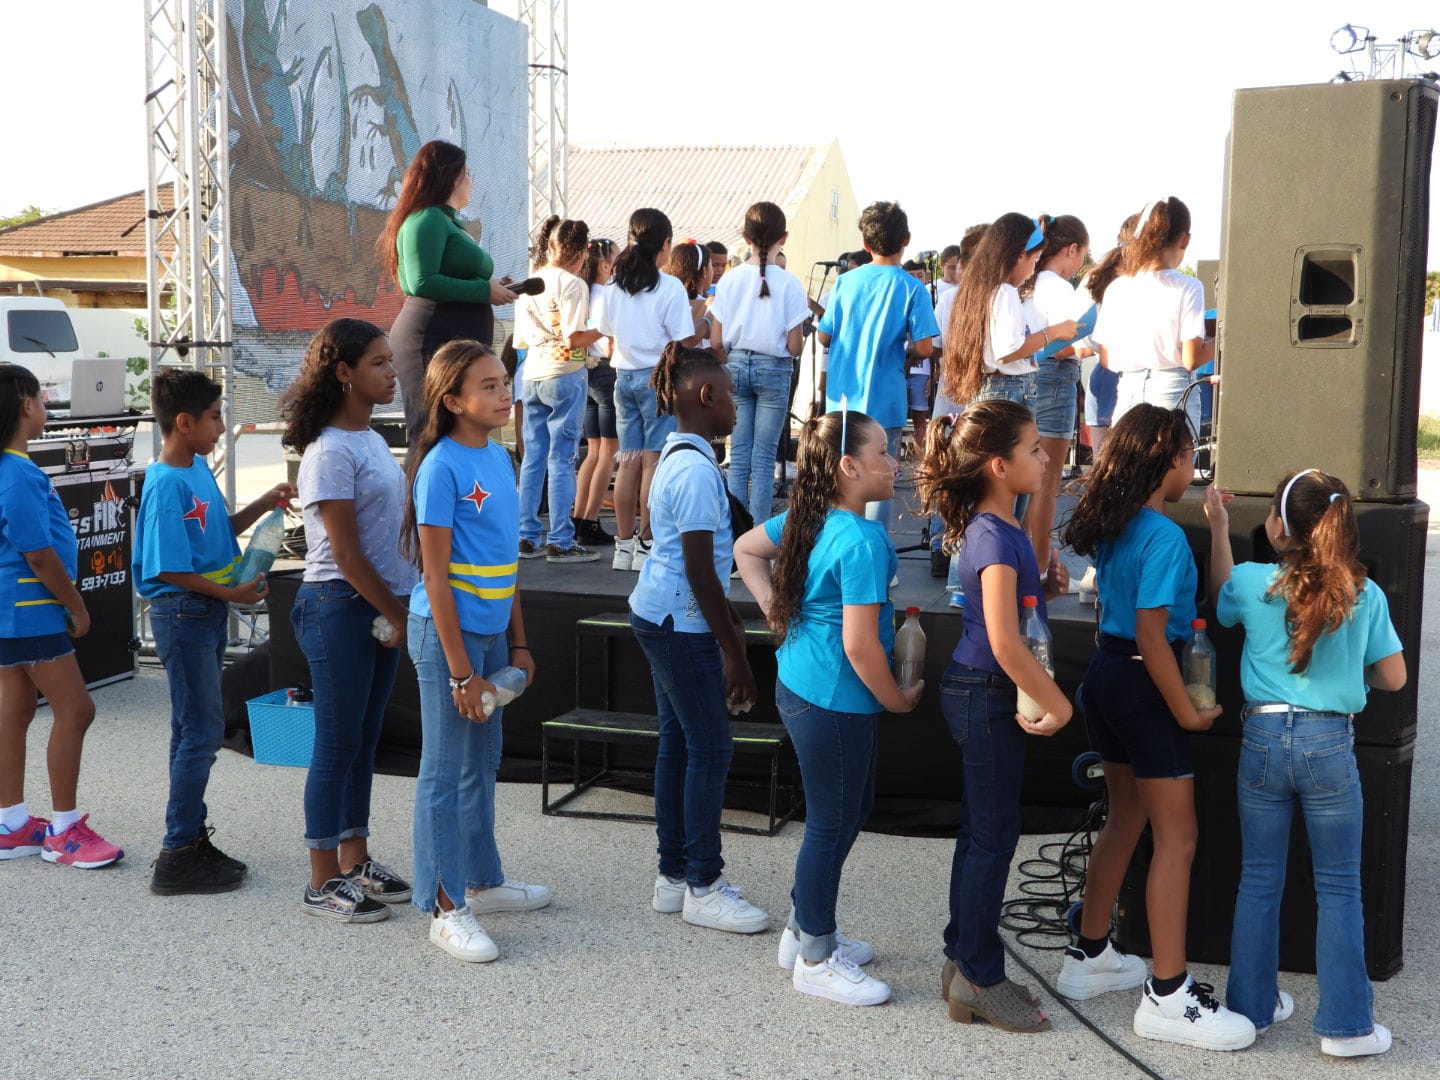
[
  {"x1": 521, "y1": 0, "x2": 569, "y2": 242},
  {"x1": 143, "y1": 0, "x2": 236, "y2": 502}
]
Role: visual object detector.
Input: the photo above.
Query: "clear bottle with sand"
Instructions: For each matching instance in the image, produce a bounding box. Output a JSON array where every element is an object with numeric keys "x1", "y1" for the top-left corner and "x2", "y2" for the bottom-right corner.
[
  {"x1": 1015, "y1": 595, "x2": 1052, "y2": 722},
  {"x1": 1184, "y1": 618, "x2": 1217, "y2": 711}
]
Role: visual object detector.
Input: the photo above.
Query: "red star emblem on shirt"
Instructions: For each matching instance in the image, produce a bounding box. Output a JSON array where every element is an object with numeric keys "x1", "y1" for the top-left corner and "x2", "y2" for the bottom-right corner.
[
  {"x1": 182, "y1": 495, "x2": 209, "y2": 532},
  {"x1": 461, "y1": 481, "x2": 490, "y2": 514}
]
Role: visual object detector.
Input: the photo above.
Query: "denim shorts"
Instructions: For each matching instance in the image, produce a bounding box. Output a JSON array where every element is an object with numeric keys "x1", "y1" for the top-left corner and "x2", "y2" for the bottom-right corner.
[
  {"x1": 584, "y1": 366, "x2": 617, "y2": 440},
  {"x1": 974, "y1": 372, "x2": 1037, "y2": 411},
  {"x1": 906, "y1": 371, "x2": 931, "y2": 413},
  {"x1": 0, "y1": 632, "x2": 74, "y2": 667},
  {"x1": 615, "y1": 367, "x2": 676, "y2": 454},
  {"x1": 1079, "y1": 635, "x2": 1194, "y2": 779},
  {"x1": 1033, "y1": 359, "x2": 1079, "y2": 439}
]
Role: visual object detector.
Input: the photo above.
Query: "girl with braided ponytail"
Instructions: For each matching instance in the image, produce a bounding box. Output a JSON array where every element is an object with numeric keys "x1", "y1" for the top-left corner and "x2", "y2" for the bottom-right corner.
[
  {"x1": 710, "y1": 202, "x2": 810, "y2": 524},
  {"x1": 734, "y1": 410, "x2": 920, "y2": 1007},
  {"x1": 628, "y1": 343, "x2": 770, "y2": 935},
  {"x1": 1206, "y1": 472, "x2": 1403, "y2": 1058}
]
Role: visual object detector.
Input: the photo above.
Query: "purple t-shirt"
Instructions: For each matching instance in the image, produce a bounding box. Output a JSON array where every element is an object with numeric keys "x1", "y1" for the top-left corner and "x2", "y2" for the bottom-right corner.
[{"x1": 951, "y1": 512, "x2": 1048, "y2": 673}]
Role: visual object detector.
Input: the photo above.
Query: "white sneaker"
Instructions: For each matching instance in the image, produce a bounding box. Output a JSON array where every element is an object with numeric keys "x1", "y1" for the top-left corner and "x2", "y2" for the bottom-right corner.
[
  {"x1": 1077, "y1": 565, "x2": 1098, "y2": 606},
  {"x1": 776, "y1": 926, "x2": 874, "y2": 971},
  {"x1": 629, "y1": 537, "x2": 652, "y2": 572},
  {"x1": 681, "y1": 876, "x2": 770, "y2": 934},
  {"x1": 652, "y1": 874, "x2": 685, "y2": 913},
  {"x1": 429, "y1": 906, "x2": 499, "y2": 962},
  {"x1": 1056, "y1": 940, "x2": 1148, "y2": 999},
  {"x1": 465, "y1": 880, "x2": 552, "y2": 914},
  {"x1": 1268, "y1": 990, "x2": 1295, "y2": 1028},
  {"x1": 612, "y1": 540, "x2": 634, "y2": 571},
  {"x1": 792, "y1": 951, "x2": 891, "y2": 1006},
  {"x1": 1133, "y1": 976, "x2": 1256, "y2": 1051},
  {"x1": 1321, "y1": 1023, "x2": 1392, "y2": 1058}
]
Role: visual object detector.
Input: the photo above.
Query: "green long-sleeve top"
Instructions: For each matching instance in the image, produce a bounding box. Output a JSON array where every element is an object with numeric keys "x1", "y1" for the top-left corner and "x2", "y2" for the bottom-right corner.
[{"x1": 396, "y1": 205, "x2": 494, "y2": 303}]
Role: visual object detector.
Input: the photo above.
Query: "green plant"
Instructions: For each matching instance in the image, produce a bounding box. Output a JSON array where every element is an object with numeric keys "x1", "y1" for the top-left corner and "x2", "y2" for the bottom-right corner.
[
  {"x1": 126, "y1": 317, "x2": 152, "y2": 408},
  {"x1": 1419, "y1": 416, "x2": 1440, "y2": 461}
]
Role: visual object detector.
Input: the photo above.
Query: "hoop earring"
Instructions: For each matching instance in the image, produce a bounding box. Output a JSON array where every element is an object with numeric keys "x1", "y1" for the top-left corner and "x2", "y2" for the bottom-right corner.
[{"x1": 342, "y1": 382, "x2": 352, "y2": 395}]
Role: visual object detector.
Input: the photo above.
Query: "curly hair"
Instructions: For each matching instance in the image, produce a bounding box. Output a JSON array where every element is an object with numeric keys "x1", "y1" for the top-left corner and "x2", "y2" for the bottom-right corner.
[
  {"x1": 664, "y1": 241, "x2": 710, "y2": 300},
  {"x1": 942, "y1": 212, "x2": 1037, "y2": 405},
  {"x1": 914, "y1": 400, "x2": 1034, "y2": 552},
  {"x1": 531, "y1": 214, "x2": 560, "y2": 269},
  {"x1": 767, "y1": 411, "x2": 882, "y2": 643},
  {"x1": 650, "y1": 341, "x2": 725, "y2": 417},
  {"x1": 1266, "y1": 470, "x2": 1368, "y2": 673},
  {"x1": 1063, "y1": 403, "x2": 1192, "y2": 556},
  {"x1": 280, "y1": 318, "x2": 386, "y2": 451},
  {"x1": 550, "y1": 219, "x2": 589, "y2": 267}
]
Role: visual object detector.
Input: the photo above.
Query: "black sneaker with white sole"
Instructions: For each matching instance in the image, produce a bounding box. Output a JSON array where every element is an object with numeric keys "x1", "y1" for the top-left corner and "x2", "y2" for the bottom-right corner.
[
  {"x1": 302, "y1": 877, "x2": 391, "y2": 922},
  {"x1": 545, "y1": 543, "x2": 600, "y2": 564},
  {"x1": 341, "y1": 858, "x2": 413, "y2": 904},
  {"x1": 518, "y1": 540, "x2": 546, "y2": 559}
]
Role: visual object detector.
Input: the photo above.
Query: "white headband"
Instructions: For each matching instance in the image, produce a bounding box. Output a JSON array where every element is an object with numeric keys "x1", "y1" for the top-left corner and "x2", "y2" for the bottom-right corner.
[
  {"x1": 1135, "y1": 200, "x2": 1160, "y2": 235},
  {"x1": 1279, "y1": 469, "x2": 1319, "y2": 537}
]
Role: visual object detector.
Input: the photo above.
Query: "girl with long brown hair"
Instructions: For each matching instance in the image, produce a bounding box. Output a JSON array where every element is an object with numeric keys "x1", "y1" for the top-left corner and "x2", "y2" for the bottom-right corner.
[
  {"x1": 734, "y1": 411, "x2": 921, "y2": 1007},
  {"x1": 1206, "y1": 472, "x2": 1404, "y2": 1058},
  {"x1": 403, "y1": 340, "x2": 548, "y2": 964},
  {"x1": 379, "y1": 140, "x2": 519, "y2": 446}
]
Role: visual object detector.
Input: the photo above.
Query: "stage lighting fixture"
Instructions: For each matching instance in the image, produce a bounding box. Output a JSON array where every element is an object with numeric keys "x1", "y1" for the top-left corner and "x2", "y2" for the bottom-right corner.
[
  {"x1": 1407, "y1": 30, "x2": 1440, "y2": 61},
  {"x1": 1330, "y1": 24, "x2": 1369, "y2": 54}
]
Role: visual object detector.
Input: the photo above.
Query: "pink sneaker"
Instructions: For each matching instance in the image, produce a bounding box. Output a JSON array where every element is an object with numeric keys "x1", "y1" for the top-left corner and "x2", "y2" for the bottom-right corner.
[
  {"x1": 41, "y1": 815, "x2": 123, "y2": 869},
  {"x1": 0, "y1": 816, "x2": 49, "y2": 860}
]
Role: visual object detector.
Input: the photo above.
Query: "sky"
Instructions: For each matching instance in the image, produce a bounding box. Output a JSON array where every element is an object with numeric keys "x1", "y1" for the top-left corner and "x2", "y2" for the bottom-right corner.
[{"x1": 2, "y1": 0, "x2": 1437, "y2": 266}]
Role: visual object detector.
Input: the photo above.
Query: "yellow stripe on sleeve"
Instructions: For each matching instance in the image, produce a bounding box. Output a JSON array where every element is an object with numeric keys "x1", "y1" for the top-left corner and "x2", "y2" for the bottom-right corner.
[
  {"x1": 448, "y1": 561, "x2": 519, "y2": 578},
  {"x1": 448, "y1": 578, "x2": 517, "y2": 601}
]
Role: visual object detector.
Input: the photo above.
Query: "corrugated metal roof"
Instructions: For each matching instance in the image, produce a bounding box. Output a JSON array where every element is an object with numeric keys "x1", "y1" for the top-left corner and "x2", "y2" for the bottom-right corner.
[
  {"x1": 566, "y1": 144, "x2": 822, "y2": 252},
  {"x1": 0, "y1": 189, "x2": 175, "y2": 257}
]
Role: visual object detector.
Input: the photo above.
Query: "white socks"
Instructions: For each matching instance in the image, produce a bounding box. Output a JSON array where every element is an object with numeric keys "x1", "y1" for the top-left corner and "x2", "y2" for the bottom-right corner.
[
  {"x1": 49, "y1": 809, "x2": 82, "y2": 834},
  {"x1": 0, "y1": 802, "x2": 29, "y2": 832}
]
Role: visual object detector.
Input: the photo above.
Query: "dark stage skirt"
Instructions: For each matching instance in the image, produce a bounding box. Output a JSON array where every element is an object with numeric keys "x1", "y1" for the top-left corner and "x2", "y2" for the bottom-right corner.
[{"x1": 389, "y1": 296, "x2": 494, "y2": 444}]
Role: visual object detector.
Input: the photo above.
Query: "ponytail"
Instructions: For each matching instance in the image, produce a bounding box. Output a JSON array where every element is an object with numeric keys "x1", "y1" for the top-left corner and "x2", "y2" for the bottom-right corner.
[
  {"x1": 612, "y1": 208, "x2": 672, "y2": 295},
  {"x1": 531, "y1": 214, "x2": 561, "y2": 269},
  {"x1": 1121, "y1": 197, "x2": 1190, "y2": 275},
  {"x1": 1083, "y1": 213, "x2": 1138, "y2": 305},
  {"x1": 914, "y1": 400, "x2": 1034, "y2": 552},
  {"x1": 649, "y1": 340, "x2": 724, "y2": 417},
  {"x1": 742, "y1": 201, "x2": 787, "y2": 300}
]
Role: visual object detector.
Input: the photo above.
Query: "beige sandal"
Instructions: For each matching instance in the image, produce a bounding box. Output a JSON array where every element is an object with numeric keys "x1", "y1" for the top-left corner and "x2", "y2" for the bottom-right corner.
[
  {"x1": 940, "y1": 959, "x2": 1039, "y2": 1007},
  {"x1": 947, "y1": 975, "x2": 1051, "y2": 1032}
]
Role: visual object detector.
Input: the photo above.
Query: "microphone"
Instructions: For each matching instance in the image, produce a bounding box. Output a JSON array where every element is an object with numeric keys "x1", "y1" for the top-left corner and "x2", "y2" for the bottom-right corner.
[
  {"x1": 814, "y1": 260, "x2": 842, "y2": 268},
  {"x1": 510, "y1": 276, "x2": 545, "y2": 296}
]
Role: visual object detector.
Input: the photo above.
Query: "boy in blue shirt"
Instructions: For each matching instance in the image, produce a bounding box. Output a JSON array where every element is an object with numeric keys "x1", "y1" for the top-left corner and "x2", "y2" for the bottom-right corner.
[
  {"x1": 135, "y1": 370, "x2": 293, "y2": 895},
  {"x1": 818, "y1": 202, "x2": 939, "y2": 526}
]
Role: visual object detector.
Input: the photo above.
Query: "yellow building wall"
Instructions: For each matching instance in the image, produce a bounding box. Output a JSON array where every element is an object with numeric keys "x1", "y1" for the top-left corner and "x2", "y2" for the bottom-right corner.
[
  {"x1": 0, "y1": 255, "x2": 149, "y2": 284},
  {"x1": 782, "y1": 140, "x2": 861, "y2": 302}
]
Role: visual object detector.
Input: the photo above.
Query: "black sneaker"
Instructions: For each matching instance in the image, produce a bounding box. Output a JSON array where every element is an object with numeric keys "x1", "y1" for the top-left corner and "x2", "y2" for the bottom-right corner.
[
  {"x1": 302, "y1": 877, "x2": 391, "y2": 922},
  {"x1": 573, "y1": 517, "x2": 614, "y2": 545},
  {"x1": 930, "y1": 549, "x2": 950, "y2": 578},
  {"x1": 545, "y1": 543, "x2": 600, "y2": 564},
  {"x1": 195, "y1": 825, "x2": 246, "y2": 876},
  {"x1": 150, "y1": 838, "x2": 245, "y2": 896},
  {"x1": 341, "y1": 858, "x2": 413, "y2": 904},
  {"x1": 518, "y1": 539, "x2": 545, "y2": 559}
]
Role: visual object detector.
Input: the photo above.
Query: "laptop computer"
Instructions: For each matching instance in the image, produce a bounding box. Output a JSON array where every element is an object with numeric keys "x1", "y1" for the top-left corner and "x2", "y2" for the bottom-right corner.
[{"x1": 68, "y1": 359, "x2": 127, "y2": 417}]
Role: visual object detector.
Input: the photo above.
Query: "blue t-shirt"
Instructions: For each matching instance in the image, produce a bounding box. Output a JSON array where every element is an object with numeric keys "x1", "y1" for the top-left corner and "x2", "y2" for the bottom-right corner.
[
  {"x1": 134, "y1": 459, "x2": 241, "y2": 599},
  {"x1": 1095, "y1": 508, "x2": 1197, "y2": 642},
  {"x1": 1217, "y1": 561, "x2": 1402, "y2": 714},
  {"x1": 763, "y1": 508, "x2": 896, "y2": 713},
  {"x1": 819, "y1": 263, "x2": 940, "y2": 429},
  {"x1": 0, "y1": 450, "x2": 77, "y2": 637},
  {"x1": 630, "y1": 433, "x2": 731, "y2": 633},
  {"x1": 952, "y1": 512, "x2": 1047, "y2": 673},
  {"x1": 408, "y1": 436, "x2": 519, "y2": 636}
]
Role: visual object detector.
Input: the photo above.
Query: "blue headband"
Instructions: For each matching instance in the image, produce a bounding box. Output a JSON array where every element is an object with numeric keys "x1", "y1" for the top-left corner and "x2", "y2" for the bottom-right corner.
[{"x1": 1025, "y1": 218, "x2": 1046, "y2": 252}]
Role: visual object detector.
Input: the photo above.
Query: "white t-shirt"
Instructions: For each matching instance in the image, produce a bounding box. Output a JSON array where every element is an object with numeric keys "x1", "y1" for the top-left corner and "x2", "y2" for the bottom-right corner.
[
  {"x1": 934, "y1": 285, "x2": 958, "y2": 349},
  {"x1": 983, "y1": 283, "x2": 1034, "y2": 376},
  {"x1": 709, "y1": 263, "x2": 809, "y2": 358},
  {"x1": 935, "y1": 279, "x2": 958, "y2": 298},
  {"x1": 516, "y1": 266, "x2": 590, "y2": 380},
  {"x1": 1092, "y1": 269, "x2": 1206, "y2": 373},
  {"x1": 588, "y1": 282, "x2": 610, "y2": 362},
  {"x1": 1025, "y1": 269, "x2": 1088, "y2": 364},
  {"x1": 595, "y1": 272, "x2": 694, "y2": 371}
]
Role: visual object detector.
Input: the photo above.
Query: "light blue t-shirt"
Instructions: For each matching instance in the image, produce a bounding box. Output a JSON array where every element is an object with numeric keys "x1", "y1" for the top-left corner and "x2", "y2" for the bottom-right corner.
[
  {"x1": 134, "y1": 459, "x2": 241, "y2": 599},
  {"x1": 298, "y1": 427, "x2": 418, "y2": 596},
  {"x1": 0, "y1": 449, "x2": 77, "y2": 637},
  {"x1": 1217, "y1": 561, "x2": 1402, "y2": 714},
  {"x1": 408, "y1": 436, "x2": 518, "y2": 636},
  {"x1": 629, "y1": 433, "x2": 731, "y2": 633},
  {"x1": 1095, "y1": 508, "x2": 1197, "y2": 642},
  {"x1": 819, "y1": 263, "x2": 940, "y2": 429},
  {"x1": 763, "y1": 508, "x2": 896, "y2": 714}
]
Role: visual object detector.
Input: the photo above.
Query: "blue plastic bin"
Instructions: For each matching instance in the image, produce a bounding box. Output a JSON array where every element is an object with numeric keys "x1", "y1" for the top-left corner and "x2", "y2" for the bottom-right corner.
[{"x1": 246, "y1": 689, "x2": 315, "y2": 767}]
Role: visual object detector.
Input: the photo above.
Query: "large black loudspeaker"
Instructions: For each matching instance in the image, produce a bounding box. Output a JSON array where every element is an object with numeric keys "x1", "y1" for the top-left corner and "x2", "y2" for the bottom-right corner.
[{"x1": 1215, "y1": 80, "x2": 1436, "y2": 501}]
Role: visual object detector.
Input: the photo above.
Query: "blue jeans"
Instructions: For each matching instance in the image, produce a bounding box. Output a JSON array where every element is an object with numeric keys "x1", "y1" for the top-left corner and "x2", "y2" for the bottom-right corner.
[
  {"x1": 519, "y1": 369, "x2": 587, "y2": 548},
  {"x1": 1114, "y1": 368, "x2": 1202, "y2": 434},
  {"x1": 408, "y1": 613, "x2": 507, "y2": 911},
  {"x1": 776, "y1": 679, "x2": 877, "y2": 962},
  {"x1": 150, "y1": 592, "x2": 228, "y2": 850},
  {"x1": 1227, "y1": 706, "x2": 1374, "y2": 1038},
  {"x1": 294, "y1": 581, "x2": 402, "y2": 850},
  {"x1": 864, "y1": 426, "x2": 904, "y2": 528},
  {"x1": 726, "y1": 351, "x2": 792, "y2": 525},
  {"x1": 629, "y1": 613, "x2": 732, "y2": 886},
  {"x1": 975, "y1": 373, "x2": 1037, "y2": 522},
  {"x1": 939, "y1": 663, "x2": 1025, "y2": 987}
]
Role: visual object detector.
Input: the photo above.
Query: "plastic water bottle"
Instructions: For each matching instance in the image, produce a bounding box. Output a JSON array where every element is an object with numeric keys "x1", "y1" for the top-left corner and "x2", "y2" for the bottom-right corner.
[
  {"x1": 1015, "y1": 596, "x2": 1053, "y2": 723},
  {"x1": 894, "y1": 606, "x2": 926, "y2": 689},
  {"x1": 1184, "y1": 618, "x2": 1217, "y2": 711},
  {"x1": 235, "y1": 506, "x2": 287, "y2": 584},
  {"x1": 372, "y1": 615, "x2": 394, "y2": 643},
  {"x1": 285, "y1": 685, "x2": 312, "y2": 707},
  {"x1": 946, "y1": 548, "x2": 966, "y2": 609},
  {"x1": 479, "y1": 665, "x2": 528, "y2": 717}
]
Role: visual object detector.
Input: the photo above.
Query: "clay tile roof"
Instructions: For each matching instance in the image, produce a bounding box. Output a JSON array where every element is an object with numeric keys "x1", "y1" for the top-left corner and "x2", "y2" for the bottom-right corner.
[
  {"x1": 0, "y1": 188, "x2": 176, "y2": 258},
  {"x1": 566, "y1": 144, "x2": 822, "y2": 253}
]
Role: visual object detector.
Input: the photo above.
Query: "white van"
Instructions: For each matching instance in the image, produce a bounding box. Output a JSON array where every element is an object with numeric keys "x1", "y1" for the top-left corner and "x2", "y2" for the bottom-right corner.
[{"x1": 0, "y1": 296, "x2": 85, "y2": 404}]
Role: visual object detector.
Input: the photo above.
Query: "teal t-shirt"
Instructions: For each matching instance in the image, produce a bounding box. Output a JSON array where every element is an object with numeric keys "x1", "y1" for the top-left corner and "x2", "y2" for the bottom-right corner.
[
  {"x1": 133, "y1": 460, "x2": 241, "y2": 599},
  {"x1": 1217, "y1": 561, "x2": 1402, "y2": 714},
  {"x1": 408, "y1": 437, "x2": 518, "y2": 636},
  {"x1": 1095, "y1": 507, "x2": 1197, "y2": 642},
  {"x1": 763, "y1": 508, "x2": 896, "y2": 714},
  {"x1": 0, "y1": 449, "x2": 77, "y2": 637}
]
